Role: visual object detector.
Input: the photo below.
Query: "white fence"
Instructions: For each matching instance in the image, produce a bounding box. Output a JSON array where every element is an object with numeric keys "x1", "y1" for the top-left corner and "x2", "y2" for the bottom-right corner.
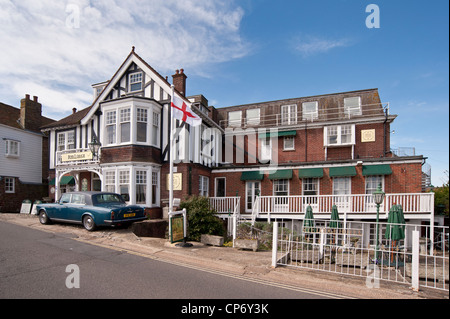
[{"x1": 270, "y1": 218, "x2": 448, "y2": 292}]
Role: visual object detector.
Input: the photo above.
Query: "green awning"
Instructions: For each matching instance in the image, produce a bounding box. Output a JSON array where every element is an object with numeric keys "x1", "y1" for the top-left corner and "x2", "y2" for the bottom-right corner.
[
  {"x1": 362, "y1": 164, "x2": 392, "y2": 176},
  {"x1": 329, "y1": 166, "x2": 357, "y2": 177},
  {"x1": 268, "y1": 169, "x2": 293, "y2": 180},
  {"x1": 258, "y1": 130, "x2": 297, "y2": 139},
  {"x1": 240, "y1": 171, "x2": 264, "y2": 181},
  {"x1": 298, "y1": 168, "x2": 324, "y2": 178},
  {"x1": 49, "y1": 176, "x2": 75, "y2": 185}
]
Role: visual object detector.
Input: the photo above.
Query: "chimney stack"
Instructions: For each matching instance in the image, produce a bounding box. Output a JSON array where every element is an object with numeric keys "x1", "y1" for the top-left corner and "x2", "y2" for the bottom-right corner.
[
  {"x1": 20, "y1": 94, "x2": 42, "y2": 132},
  {"x1": 73, "y1": 108, "x2": 77, "y2": 114},
  {"x1": 172, "y1": 68, "x2": 187, "y2": 96}
]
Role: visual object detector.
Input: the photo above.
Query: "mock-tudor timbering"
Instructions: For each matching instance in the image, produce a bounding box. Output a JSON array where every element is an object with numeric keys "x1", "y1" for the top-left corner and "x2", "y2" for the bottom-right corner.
[
  {"x1": 41, "y1": 47, "x2": 434, "y2": 231},
  {"x1": 41, "y1": 48, "x2": 222, "y2": 214}
]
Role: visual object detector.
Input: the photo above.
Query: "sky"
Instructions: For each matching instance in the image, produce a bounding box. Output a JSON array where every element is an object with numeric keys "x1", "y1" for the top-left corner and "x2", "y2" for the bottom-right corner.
[{"x1": 0, "y1": 0, "x2": 448, "y2": 186}]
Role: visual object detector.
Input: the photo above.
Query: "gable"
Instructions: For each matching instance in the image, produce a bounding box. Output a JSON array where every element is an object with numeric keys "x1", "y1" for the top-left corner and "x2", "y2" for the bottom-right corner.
[{"x1": 81, "y1": 50, "x2": 174, "y2": 125}]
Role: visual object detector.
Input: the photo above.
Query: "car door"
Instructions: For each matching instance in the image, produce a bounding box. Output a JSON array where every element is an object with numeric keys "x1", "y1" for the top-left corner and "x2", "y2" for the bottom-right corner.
[
  {"x1": 52, "y1": 193, "x2": 72, "y2": 219},
  {"x1": 66, "y1": 193, "x2": 87, "y2": 222}
]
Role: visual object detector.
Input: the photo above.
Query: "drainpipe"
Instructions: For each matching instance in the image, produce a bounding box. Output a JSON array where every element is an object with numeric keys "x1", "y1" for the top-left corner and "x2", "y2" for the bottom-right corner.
[{"x1": 383, "y1": 107, "x2": 388, "y2": 157}]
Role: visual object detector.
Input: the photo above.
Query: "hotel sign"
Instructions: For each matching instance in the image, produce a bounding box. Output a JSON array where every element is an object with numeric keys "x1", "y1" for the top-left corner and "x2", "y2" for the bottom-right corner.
[{"x1": 61, "y1": 151, "x2": 93, "y2": 162}]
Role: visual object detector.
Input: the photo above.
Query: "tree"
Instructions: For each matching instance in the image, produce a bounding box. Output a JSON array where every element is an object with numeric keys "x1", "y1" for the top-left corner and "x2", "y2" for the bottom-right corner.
[
  {"x1": 433, "y1": 170, "x2": 449, "y2": 216},
  {"x1": 179, "y1": 196, "x2": 225, "y2": 241}
]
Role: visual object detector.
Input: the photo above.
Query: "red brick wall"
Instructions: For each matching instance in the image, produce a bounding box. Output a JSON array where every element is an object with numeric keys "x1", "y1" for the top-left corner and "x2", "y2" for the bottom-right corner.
[
  {"x1": 0, "y1": 177, "x2": 47, "y2": 213},
  {"x1": 100, "y1": 145, "x2": 161, "y2": 164}
]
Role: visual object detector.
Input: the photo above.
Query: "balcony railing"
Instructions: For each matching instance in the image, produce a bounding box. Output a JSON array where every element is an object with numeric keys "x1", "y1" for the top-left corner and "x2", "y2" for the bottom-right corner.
[
  {"x1": 251, "y1": 193, "x2": 434, "y2": 218},
  {"x1": 219, "y1": 103, "x2": 389, "y2": 129},
  {"x1": 209, "y1": 197, "x2": 241, "y2": 215},
  {"x1": 56, "y1": 149, "x2": 100, "y2": 166}
]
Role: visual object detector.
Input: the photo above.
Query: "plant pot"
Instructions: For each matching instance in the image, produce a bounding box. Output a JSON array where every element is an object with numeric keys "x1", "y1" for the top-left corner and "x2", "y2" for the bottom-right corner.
[{"x1": 234, "y1": 238, "x2": 259, "y2": 252}]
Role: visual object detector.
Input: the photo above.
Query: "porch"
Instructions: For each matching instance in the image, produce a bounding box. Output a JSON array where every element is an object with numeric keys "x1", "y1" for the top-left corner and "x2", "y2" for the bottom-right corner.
[{"x1": 210, "y1": 193, "x2": 434, "y2": 221}]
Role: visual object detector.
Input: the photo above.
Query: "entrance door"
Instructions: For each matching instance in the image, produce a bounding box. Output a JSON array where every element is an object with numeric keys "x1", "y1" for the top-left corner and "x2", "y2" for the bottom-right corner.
[{"x1": 246, "y1": 181, "x2": 260, "y2": 212}]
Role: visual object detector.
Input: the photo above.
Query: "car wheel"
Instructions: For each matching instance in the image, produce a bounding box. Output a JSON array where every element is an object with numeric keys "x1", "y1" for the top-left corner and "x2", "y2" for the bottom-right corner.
[
  {"x1": 39, "y1": 210, "x2": 50, "y2": 225},
  {"x1": 83, "y1": 215, "x2": 96, "y2": 231}
]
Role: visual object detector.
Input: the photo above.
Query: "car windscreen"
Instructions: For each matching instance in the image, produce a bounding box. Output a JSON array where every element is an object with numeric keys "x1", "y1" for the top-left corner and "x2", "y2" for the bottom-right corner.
[{"x1": 92, "y1": 194, "x2": 125, "y2": 205}]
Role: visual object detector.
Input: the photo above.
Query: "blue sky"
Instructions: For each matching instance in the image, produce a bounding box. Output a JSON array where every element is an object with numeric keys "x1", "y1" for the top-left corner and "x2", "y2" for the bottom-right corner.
[{"x1": 0, "y1": 0, "x2": 448, "y2": 186}]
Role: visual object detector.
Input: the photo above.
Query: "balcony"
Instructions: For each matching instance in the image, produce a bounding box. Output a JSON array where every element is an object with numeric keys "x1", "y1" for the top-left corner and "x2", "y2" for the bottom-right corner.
[
  {"x1": 251, "y1": 193, "x2": 434, "y2": 220},
  {"x1": 56, "y1": 148, "x2": 100, "y2": 166},
  {"x1": 219, "y1": 103, "x2": 389, "y2": 129}
]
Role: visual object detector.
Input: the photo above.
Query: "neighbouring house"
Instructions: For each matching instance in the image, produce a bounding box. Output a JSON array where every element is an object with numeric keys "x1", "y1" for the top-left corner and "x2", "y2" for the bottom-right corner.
[{"x1": 0, "y1": 95, "x2": 55, "y2": 212}]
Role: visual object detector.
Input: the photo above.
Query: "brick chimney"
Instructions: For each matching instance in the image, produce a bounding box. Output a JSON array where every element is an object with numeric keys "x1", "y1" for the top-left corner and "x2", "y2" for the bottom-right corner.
[
  {"x1": 172, "y1": 69, "x2": 187, "y2": 96},
  {"x1": 20, "y1": 94, "x2": 42, "y2": 132}
]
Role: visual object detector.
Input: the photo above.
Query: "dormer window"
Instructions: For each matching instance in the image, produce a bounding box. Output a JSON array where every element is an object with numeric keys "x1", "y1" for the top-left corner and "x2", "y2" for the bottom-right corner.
[
  {"x1": 129, "y1": 72, "x2": 143, "y2": 92},
  {"x1": 344, "y1": 97, "x2": 362, "y2": 116}
]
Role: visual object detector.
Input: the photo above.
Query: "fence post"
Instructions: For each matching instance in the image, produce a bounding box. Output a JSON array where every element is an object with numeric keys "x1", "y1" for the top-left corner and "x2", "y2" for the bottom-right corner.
[
  {"x1": 272, "y1": 221, "x2": 278, "y2": 268},
  {"x1": 232, "y1": 213, "x2": 237, "y2": 248},
  {"x1": 411, "y1": 230, "x2": 420, "y2": 291}
]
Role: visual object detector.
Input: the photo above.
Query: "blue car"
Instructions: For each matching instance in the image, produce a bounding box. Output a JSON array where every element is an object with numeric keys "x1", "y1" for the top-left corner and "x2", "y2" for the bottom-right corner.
[{"x1": 36, "y1": 191, "x2": 146, "y2": 231}]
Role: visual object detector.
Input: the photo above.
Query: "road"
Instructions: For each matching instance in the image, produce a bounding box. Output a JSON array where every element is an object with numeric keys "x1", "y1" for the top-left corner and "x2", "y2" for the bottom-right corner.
[{"x1": 0, "y1": 221, "x2": 346, "y2": 304}]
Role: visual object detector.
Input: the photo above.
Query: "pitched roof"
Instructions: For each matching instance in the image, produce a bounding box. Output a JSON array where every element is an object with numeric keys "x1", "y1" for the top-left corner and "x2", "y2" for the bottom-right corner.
[
  {"x1": 40, "y1": 106, "x2": 92, "y2": 130},
  {"x1": 0, "y1": 101, "x2": 55, "y2": 131}
]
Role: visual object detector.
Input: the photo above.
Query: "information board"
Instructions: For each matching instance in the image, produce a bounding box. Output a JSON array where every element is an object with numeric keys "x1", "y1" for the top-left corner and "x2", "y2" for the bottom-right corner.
[{"x1": 170, "y1": 214, "x2": 185, "y2": 243}]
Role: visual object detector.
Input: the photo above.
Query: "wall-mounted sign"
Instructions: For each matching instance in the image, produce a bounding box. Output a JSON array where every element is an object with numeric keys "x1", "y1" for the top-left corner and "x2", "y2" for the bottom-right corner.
[
  {"x1": 361, "y1": 129, "x2": 376, "y2": 143},
  {"x1": 166, "y1": 173, "x2": 182, "y2": 190},
  {"x1": 61, "y1": 151, "x2": 93, "y2": 162}
]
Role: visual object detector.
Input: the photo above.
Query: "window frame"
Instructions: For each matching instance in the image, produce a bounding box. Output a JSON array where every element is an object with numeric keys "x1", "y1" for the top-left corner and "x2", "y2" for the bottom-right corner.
[
  {"x1": 302, "y1": 101, "x2": 318, "y2": 121},
  {"x1": 5, "y1": 177, "x2": 15, "y2": 193},
  {"x1": 344, "y1": 96, "x2": 362, "y2": 116},
  {"x1": 129, "y1": 72, "x2": 143, "y2": 93},
  {"x1": 5, "y1": 139, "x2": 20, "y2": 158},
  {"x1": 283, "y1": 136, "x2": 295, "y2": 151},
  {"x1": 324, "y1": 124, "x2": 355, "y2": 146},
  {"x1": 228, "y1": 110, "x2": 242, "y2": 127},
  {"x1": 281, "y1": 104, "x2": 297, "y2": 125},
  {"x1": 246, "y1": 108, "x2": 260, "y2": 126}
]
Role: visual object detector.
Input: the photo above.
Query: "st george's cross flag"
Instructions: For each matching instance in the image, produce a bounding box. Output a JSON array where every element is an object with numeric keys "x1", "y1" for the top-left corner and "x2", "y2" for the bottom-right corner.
[{"x1": 171, "y1": 94, "x2": 202, "y2": 127}]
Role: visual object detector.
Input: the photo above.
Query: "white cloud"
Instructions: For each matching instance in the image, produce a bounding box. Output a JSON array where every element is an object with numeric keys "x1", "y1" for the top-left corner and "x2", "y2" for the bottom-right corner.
[
  {"x1": 0, "y1": 0, "x2": 249, "y2": 118},
  {"x1": 293, "y1": 35, "x2": 351, "y2": 57}
]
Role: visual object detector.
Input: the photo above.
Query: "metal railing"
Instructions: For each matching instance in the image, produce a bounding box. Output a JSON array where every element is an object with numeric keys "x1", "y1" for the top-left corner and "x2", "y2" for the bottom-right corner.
[
  {"x1": 219, "y1": 103, "x2": 389, "y2": 129},
  {"x1": 271, "y1": 218, "x2": 448, "y2": 292}
]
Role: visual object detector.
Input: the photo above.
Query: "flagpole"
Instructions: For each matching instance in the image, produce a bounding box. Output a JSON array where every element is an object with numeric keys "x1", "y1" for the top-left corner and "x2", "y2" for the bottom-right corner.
[{"x1": 169, "y1": 85, "x2": 175, "y2": 214}]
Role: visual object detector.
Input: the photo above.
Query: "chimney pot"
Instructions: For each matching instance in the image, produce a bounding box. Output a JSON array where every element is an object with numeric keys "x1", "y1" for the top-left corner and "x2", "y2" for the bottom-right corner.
[
  {"x1": 176, "y1": 69, "x2": 180, "y2": 74},
  {"x1": 33, "y1": 96, "x2": 38, "y2": 102},
  {"x1": 180, "y1": 68, "x2": 184, "y2": 74},
  {"x1": 72, "y1": 108, "x2": 77, "y2": 114},
  {"x1": 25, "y1": 94, "x2": 30, "y2": 100}
]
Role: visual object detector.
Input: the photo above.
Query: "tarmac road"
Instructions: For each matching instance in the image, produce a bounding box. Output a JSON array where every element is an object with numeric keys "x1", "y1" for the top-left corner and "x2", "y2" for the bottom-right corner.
[
  {"x1": 0, "y1": 221, "x2": 345, "y2": 301},
  {"x1": 0, "y1": 213, "x2": 447, "y2": 300}
]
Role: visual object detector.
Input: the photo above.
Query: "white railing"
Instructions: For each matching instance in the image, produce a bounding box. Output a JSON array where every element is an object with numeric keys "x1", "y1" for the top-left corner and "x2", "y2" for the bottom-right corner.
[
  {"x1": 272, "y1": 219, "x2": 448, "y2": 292},
  {"x1": 209, "y1": 197, "x2": 241, "y2": 238},
  {"x1": 209, "y1": 197, "x2": 241, "y2": 215},
  {"x1": 252, "y1": 193, "x2": 434, "y2": 216}
]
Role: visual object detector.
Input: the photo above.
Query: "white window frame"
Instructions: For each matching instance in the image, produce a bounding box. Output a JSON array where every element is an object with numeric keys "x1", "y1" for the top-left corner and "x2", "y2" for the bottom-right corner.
[
  {"x1": 135, "y1": 170, "x2": 147, "y2": 204},
  {"x1": 273, "y1": 179, "x2": 289, "y2": 196},
  {"x1": 5, "y1": 177, "x2": 15, "y2": 193},
  {"x1": 119, "y1": 107, "x2": 131, "y2": 143},
  {"x1": 302, "y1": 101, "x2": 318, "y2": 121},
  {"x1": 57, "y1": 130, "x2": 75, "y2": 152},
  {"x1": 246, "y1": 108, "x2": 260, "y2": 126},
  {"x1": 151, "y1": 171, "x2": 159, "y2": 206},
  {"x1": 105, "y1": 110, "x2": 117, "y2": 145},
  {"x1": 281, "y1": 104, "x2": 297, "y2": 125},
  {"x1": 283, "y1": 136, "x2": 295, "y2": 151},
  {"x1": 119, "y1": 170, "x2": 130, "y2": 201},
  {"x1": 152, "y1": 111, "x2": 160, "y2": 147},
  {"x1": 324, "y1": 124, "x2": 355, "y2": 146},
  {"x1": 344, "y1": 96, "x2": 362, "y2": 116},
  {"x1": 104, "y1": 171, "x2": 116, "y2": 193},
  {"x1": 260, "y1": 137, "x2": 272, "y2": 161},
  {"x1": 228, "y1": 111, "x2": 242, "y2": 127},
  {"x1": 136, "y1": 107, "x2": 148, "y2": 143},
  {"x1": 333, "y1": 177, "x2": 351, "y2": 196},
  {"x1": 199, "y1": 175, "x2": 209, "y2": 197},
  {"x1": 245, "y1": 181, "x2": 260, "y2": 212},
  {"x1": 5, "y1": 139, "x2": 20, "y2": 158},
  {"x1": 129, "y1": 72, "x2": 143, "y2": 92}
]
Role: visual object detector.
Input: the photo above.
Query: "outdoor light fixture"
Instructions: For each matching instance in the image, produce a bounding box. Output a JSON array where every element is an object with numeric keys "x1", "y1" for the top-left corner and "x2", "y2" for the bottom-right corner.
[
  {"x1": 88, "y1": 136, "x2": 101, "y2": 159},
  {"x1": 373, "y1": 184, "x2": 385, "y2": 262}
]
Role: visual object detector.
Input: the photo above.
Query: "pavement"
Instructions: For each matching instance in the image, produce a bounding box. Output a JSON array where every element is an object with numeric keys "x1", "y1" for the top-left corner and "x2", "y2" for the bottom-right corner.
[{"x1": 0, "y1": 213, "x2": 447, "y2": 299}]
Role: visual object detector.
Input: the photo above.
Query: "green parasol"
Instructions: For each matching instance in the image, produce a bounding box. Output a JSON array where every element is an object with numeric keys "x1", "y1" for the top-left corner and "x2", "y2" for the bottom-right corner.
[
  {"x1": 303, "y1": 205, "x2": 315, "y2": 232},
  {"x1": 385, "y1": 205, "x2": 405, "y2": 241},
  {"x1": 384, "y1": 205, "x2": 406, "y2": 266},
  {"x1": 329, "y1": 205, "x2": 341, "y2": 229}
]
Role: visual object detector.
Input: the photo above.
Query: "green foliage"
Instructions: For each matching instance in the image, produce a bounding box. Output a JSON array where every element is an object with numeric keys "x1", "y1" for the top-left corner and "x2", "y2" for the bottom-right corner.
[
  {"x1": 433, "y1": 183, "x2": 449, "y2": 216},
  {"x1": 179, "y1": 196, "x2": 225, "y2": 241}
]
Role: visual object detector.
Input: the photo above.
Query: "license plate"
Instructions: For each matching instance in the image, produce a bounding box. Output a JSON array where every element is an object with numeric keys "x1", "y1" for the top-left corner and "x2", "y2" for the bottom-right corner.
[{"x1": 124, "y1": 213, "x2": 136, "y2": 218}]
